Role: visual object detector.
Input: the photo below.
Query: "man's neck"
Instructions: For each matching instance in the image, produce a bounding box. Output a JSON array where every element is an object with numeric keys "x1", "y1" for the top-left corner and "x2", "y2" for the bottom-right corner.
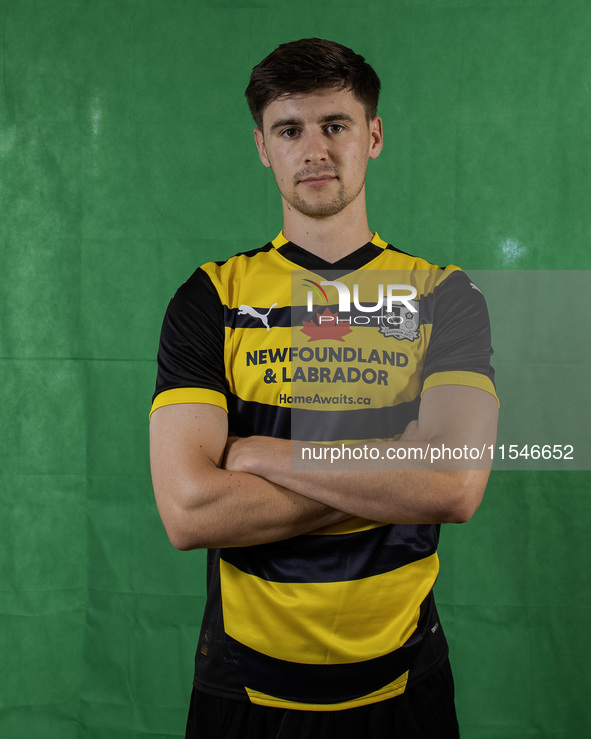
[{"x1": 281, "y1": 196, "x2": 373, "y2": 264}]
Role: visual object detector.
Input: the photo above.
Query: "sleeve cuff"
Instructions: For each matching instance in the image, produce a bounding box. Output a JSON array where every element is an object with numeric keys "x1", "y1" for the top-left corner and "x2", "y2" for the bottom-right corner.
[
  {"x1": 422, "y1": 371, "x2": 499, "y2": 407},
  {"x1": 150, "y1": 388, "x2": 228, "y2": 418}
]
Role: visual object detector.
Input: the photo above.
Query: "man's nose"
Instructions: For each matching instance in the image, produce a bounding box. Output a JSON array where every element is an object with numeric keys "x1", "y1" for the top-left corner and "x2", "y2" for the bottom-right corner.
[{"x1": 304, "y1": 130, "x2": 329, "y2": 163}]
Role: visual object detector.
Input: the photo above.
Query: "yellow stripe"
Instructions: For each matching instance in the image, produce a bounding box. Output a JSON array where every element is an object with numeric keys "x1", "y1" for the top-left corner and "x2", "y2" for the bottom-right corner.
[
  {"x1": 422, "y1": 371, "x2": 499, "y2": 406},
  {"x1": 307, "y1": 517, "x2": 388, "y2": 536},
  {"x1": 221, "y1": 554, "x2": 438, "y2": 665},
  {"x1": 207, "y1": 248, "x2": 297, "y2": 307},
  {"x1": 271, "y1": 231, "x2": 289, "y2": 248},
  {"x1": 149, "y1": 388, "x2": 228, "y2": 417},
  {"x1": 205, "y1": 244, "x2": 456, "y2": 309},
  {"x1": 227, "y1": 323, "x2": 428, "y2": 410},
  {"x1": 356, "y1": 260, "x2": 459, "y2": 292},
  {"x1": 371, "y1": 232, "x2": 388, "y2": 249},
  {"x1": 245, "y1": 671, "x2": 409, "y2": 712},
  {"x1": 272, "y1": 231, "x2": 388, "y2": 251}
]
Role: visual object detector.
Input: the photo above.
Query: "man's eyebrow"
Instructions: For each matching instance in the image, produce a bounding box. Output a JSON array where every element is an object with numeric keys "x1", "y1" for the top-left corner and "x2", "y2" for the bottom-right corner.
[
  {"x1": 318, "y1": 113, "x2": 354, "y2": 124},
  {"x1": 269, "y1": 113, "x2": 355, "y2": 132},
  {"x1": 269, "y1": 118, "x2": 303, "y2": 132}
]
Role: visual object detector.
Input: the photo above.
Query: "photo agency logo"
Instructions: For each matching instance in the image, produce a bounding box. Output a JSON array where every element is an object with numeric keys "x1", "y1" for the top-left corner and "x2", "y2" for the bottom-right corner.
[{"x1": 302, "y1": 278, "x2": 420, "y2": 341}]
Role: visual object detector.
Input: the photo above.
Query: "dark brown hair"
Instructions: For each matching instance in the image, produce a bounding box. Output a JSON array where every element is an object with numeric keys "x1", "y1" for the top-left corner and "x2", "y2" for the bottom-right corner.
[{"x1": 245, "y1": 38, "x2": 381, "y2": 129}]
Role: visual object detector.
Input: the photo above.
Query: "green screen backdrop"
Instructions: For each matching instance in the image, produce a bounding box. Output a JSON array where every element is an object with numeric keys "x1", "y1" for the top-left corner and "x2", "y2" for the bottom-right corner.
[{"x1": 1, "y1": 1, "x2": 590, "y2": 737}]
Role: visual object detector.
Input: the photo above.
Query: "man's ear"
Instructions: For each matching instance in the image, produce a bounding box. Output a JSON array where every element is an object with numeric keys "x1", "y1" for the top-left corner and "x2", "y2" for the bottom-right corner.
[
  {"x1": 254, "y1": 128, "x2": 272, "y2": 168},
  {"x1": 368, "y1": 116, "x2": 384, "y2": 160}
]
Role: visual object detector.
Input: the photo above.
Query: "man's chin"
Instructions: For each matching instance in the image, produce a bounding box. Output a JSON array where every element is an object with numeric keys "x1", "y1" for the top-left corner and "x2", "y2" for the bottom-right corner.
[{"x1": 288, "y1": 195, "x2": 349, "y2": 219}]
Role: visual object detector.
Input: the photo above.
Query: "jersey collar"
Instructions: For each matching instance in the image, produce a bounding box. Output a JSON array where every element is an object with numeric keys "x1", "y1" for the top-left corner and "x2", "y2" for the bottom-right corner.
[{"x1": 271, "y1": 231, "x2": 389, "y2": 273}]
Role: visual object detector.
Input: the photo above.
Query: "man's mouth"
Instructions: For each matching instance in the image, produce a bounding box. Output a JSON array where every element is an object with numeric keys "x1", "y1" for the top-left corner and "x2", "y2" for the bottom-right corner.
[{"x1": 299, "y1": 175, "x2": 337, "y2": 186}]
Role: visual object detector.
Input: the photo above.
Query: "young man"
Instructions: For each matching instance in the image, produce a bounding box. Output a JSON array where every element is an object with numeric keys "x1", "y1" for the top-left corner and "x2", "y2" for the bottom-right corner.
[{"x1": 150, "y1": 38, "x2": 498, "y2": 738}]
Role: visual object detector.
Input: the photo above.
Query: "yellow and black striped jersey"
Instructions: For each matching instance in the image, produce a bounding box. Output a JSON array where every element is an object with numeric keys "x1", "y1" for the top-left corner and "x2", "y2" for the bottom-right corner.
[{"x1": 151, "y1": 232, "x2": 497, "y2": 711}]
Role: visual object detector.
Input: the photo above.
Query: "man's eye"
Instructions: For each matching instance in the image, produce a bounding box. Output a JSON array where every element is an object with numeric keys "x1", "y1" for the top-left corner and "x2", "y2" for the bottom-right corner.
[
  {"x1": 327, "y1": 124, "x2": 344, "y2": 134},
  {"x1": 282, "y1": 128, "x2": 299, "y2": 138}
]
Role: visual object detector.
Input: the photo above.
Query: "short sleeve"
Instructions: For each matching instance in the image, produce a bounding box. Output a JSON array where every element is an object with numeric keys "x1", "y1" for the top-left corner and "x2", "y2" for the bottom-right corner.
[
  {"x1": 150, "y1": 267, "x2": 228, "y2": 416},
  {"x1": 422, "y1": 270, "x2": 498, "y2": 403}
]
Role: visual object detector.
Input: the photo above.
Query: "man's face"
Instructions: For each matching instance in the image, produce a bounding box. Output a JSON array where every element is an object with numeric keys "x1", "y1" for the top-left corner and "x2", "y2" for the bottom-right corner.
[{"x1": 254, "y1": 87, "x2": 383, "y2": 219}]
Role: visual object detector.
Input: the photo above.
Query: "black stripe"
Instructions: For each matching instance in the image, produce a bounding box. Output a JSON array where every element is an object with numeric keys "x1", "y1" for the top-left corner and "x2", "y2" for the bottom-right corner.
[
  {"x1": 213, "y1": 242, "x2": 274, "y2": 267},
  {"x1": 224, "y1": 304, "x2": 293, "y2": 330},
  {"x1": 227, "y1": 395, "x2": 291, "y2": 439},
  {"x1": 221, "y1": 524, "x2": 439, "y2": 584},
  {"x1": 419, "y1": 289, "x2": 435, "y2": 325},
  {"x1": 277, "y1": 241, "x2": 383, "y2": 274},
  {"x1": 154, "y1": 268, "x2": 227, "y2": 403},
  {"x1": 385, "y1": 243, "x2": 444, "y2": 270},
  {"x1": 224, "y1": 296, "x2": 436, "y2": 330},
  {"x1": 422, "y1": 270, "x2": 496, "y2": 384},
  {"x1": 225, "y1": 629, "x2": 422, "y2": 705},
  {"x1": 227, "y1": 395, "x2": 420, "y2": 440}
]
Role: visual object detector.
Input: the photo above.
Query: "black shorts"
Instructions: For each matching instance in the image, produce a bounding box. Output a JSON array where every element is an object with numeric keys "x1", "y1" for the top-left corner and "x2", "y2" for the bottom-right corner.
[{"x1": 185, "y1": 659, "x2": 459, "y2": 739}]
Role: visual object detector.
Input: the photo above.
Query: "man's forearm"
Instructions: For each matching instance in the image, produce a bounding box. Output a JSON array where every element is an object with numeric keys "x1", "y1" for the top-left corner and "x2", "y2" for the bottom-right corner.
[
  {"x1": 149, "y1": 404, "x2": 350, "y2": 551},
  {"x1": 154, "y1": 458, "x2": 350, "y2": 550},
  {"x1": 223, "y1": 386, "x2": 498, "y2": 525},
  {"x1": 225, "y1": 437, "x2": 485, "y2": 524}
]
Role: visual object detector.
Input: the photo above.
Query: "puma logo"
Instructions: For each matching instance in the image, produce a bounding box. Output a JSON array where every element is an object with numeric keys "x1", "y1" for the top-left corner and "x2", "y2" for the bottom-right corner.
[{"x1": 238, "y1": 303, "x2": 277, "y2": 331}]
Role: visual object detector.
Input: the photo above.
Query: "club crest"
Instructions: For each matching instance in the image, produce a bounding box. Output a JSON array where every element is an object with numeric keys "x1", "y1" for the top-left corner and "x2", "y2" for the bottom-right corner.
[{"x1": 378, "y1": 300, "x2": 420, "y2": 341}]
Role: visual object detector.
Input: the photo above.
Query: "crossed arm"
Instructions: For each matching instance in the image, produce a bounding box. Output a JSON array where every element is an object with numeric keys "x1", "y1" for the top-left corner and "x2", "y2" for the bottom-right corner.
[
  {"x1": 149, "y1": 384, "x2": 498, "y2": 550},
  {"x1": 149, "y1": 402, "x2": 350, "y2": 550}
]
